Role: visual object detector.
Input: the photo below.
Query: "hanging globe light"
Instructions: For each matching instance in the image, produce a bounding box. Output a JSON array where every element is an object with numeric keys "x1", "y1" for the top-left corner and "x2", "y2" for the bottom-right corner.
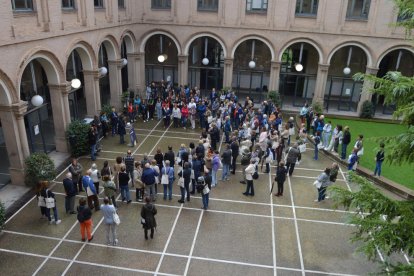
[
  {"x1": 99, "y1": 67, "x2": 108, "y2": 76},
  {"x1": 71, "y1": 78, "x2": 81, "y2": 89},
  {"x1": 121, "y1": 58, "x2": 128, "y2": 66},
  {"x1": 31, "y1": 95, "x2": 44, "y2": 107},
  {"x1": 202, "y1": 58, "x2": 209, "y2": 65},
  {"x1": 248, "y1": 60, "x2": 256, "y2": 69},
  {"x1": 343, "y1": 67, "x2": 351, "y2": 75},
  {"x1": 158, "y1": 54, "x2": 165, "y2": 63},
  {"x1": 295, "y1": 63, "x2": 304, "y2": 72}
]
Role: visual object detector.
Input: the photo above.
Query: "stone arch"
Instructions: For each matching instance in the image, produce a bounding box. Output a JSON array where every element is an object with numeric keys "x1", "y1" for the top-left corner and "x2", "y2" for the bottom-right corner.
[
  {"x1": 97, "y1": 34, "x2": 120, "y2": 61},
  {"x1": 327, "y1": 41, "x2": 373, "y2": 67},
  {"x1": 0, "y1": 69, "x2": 17, "y2": 105},
  {"x1": 376, "y1": 45, "x2": 414, "y2": 68},
  {"x1": 64, "y1": 40, "x2": 96, "y2": 71},
  {"x1": 139, "y1": 30, "x2": 181, "y2": 54},
  {"x1": 120, "y1": 30, "x2": 136, "y2": 54},
  {"x1": 231, "y1": 35, "x2": 275, "y2": 61},
  {"x1": 278, "y1": 38, "x2": 324, "y2": 64},
  {"x1": 184, "y1": 32, "x2": 227, "y2": 58},
  {"x1": 17, "y1": 48, "x2": 64, "y2": 95}
]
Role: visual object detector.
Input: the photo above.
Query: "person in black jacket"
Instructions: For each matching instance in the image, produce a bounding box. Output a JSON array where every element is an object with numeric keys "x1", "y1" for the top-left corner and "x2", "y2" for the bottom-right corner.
[
  {"x1": 39, "y1": 181, "x2": 62, "y2": 225},
  {"x1": 221, "y1": 144, "x2": 232, "y2": 181},
  {"x1": 274, "y1": 162, "x2": 288, "y2": 197},
  {"x1": 208, "y1": 123, "x2": 220, "y2": 150},
  {"x1": 118, "y1": 116, "x2": 126, "y2": 144},
  {"x1": 178, "y1": 162, "x2": 192, "y2": 203},
  {"x1": 77, "y1": 198, "x2": 93, "y2": 242},
  {"x1": 141, "y1": 196, "x2": 157, "y2": 240},
  {"x1": 88, "y1": 126, "x2": 97, "y2": 161},
  {"x1": 63, "y1": 173, "x2": 77, "y2": 214},
  {"x1": 195, "y1": 140, "x2": 205, "y2": 159},
  {"x1": 374, "y1": 143, "x2": 385, "y2": 177},
  {"x1": 164, "y1": 146, "x2": 175, "y2": 168},
  {"x1": 230, "y1": 137, "x2": 239, "y2": 174},
  {"x1": 341, "y1": 126, "x2": 351, "y2": 160}
]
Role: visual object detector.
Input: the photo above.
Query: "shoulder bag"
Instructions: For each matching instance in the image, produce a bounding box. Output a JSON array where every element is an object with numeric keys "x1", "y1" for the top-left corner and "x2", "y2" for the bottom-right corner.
[
  {"x1": 113, "y1": 211, "x2": 121, "y2": 225},
  {"x1": 44, "y1": 189, "x2": 55, "y2": 209},
  {"x1": 161, "y1": 164, "x2": 170, "y2": 185}
]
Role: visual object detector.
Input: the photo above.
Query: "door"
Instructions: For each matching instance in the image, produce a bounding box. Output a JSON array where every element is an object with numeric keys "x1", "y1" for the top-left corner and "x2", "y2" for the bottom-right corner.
[{"x1": 24, "y1": 104, "x2": 56, "y2": 153}]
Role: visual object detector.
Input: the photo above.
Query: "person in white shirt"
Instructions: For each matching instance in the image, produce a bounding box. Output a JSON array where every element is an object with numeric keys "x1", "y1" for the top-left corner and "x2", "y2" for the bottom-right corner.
[
  {"x1": 322, "y1": 121, "x2": 332, "y2": 149},
  {"x1": 172, "y1": 103, "x2": 181, "y2": 128},
  {"x1": 90, "y1": 163, "x2": 101, "y2": 195},
  {"x1": 243, "y1": 160, "x2": 256, "y2": 197}
]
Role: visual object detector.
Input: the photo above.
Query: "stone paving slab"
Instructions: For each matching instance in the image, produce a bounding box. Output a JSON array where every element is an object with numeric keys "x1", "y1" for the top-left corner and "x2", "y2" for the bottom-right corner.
[
  {"x1": 274, "y1": 218, "x2": 301, "y2": 269},
  {"x1": 187, "y1": 259, "x2": 274, "y2": 276},
  {"x1": 0, "y1": 252, "x2": 45, "y2": 275}
]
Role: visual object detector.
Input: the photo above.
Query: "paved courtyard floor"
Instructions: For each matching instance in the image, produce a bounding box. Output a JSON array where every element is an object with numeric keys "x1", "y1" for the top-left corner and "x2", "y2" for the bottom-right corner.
[{"x1": 0, "y1": 119, "x2": 395, "y2": 275}]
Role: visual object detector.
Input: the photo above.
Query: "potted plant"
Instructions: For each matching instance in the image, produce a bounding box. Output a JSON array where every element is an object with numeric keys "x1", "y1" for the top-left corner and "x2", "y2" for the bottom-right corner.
[{"x1": 24, "y1": 153, "x2": 56, "y2": 187}]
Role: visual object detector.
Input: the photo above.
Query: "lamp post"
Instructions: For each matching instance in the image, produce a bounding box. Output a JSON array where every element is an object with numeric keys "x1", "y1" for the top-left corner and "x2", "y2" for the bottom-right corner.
[
  {"x1": 294, "y1": 43, "x2": 304, "y2": 72},
  {"x1": 343, "y1": 47, "x2": 352, "y2": 75},
  {"x1": 202, "y1": 37, "x2": 209, "y2": 65},
  {"x1": 249, "y1": 40, "x2": 256, "y2": 69},
  {"x1": 29, "y1": 61, "x2": 44, "y2": 107},
  {"x1": 158, "y1": 35, "x2": 168, "y2": 63}
]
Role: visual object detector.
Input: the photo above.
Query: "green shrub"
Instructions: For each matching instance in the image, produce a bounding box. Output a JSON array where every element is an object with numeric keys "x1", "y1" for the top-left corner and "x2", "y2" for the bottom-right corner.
[
  {"x1": 67, "y1": 120, "x2": 90, "y2": 157},
  {"x1": 359, "y1": 100, "x2": 375, "y2": 119},
  {"x1": 268, "y1": 90, "x2": 281, "y2": 108},
  {"x1": 101, "y1": 104, "x2": 112, "y2": 117},
  {"x1": 0, "y1": 201, "x2": 5, "y2": 231},
  {"x1": 24, "y1": 153, "x2": 56, "y2": 187},
  {"x1": 312, "y1": 100, "x2": 324, "y2": 115}
]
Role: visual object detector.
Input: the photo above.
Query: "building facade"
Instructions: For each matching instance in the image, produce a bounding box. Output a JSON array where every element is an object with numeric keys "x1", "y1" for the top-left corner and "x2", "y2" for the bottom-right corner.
[{"x1": 0, "y1": 0, "x2": 413, "y2": 186}]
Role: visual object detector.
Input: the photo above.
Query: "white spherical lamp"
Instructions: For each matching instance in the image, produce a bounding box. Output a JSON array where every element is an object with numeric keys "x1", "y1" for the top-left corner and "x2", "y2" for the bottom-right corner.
[
  {"x1": 158, "y1": 54, "x2": 165, "y2": 63},
  {"x1": 248, "y1": 60, "x2": 256, "y2": 69},
  {"x1": 99, "y1": 67, "x2": 108, "y2": 76},
  {"x1": 166, "y1": 75, "x2": 171, "y2": 82},
  {"x1": 343, "y1": 67, "x2": 351, "y2": 75},
  {"x1": 71, "y1": 78, "x2": 81, "y2": 89},
  {"x1": 121, "y1": 58, "x2": 128, "y2": 66},
  {"x1": 295, "y1": 63, "x2": 304, "y2": 72},
  {"x1": 202, "y1": 58, "x2": 209, "y2": 66},
  {"x1": 31, "y1": 95, "x2": 44, "y2": 107}
]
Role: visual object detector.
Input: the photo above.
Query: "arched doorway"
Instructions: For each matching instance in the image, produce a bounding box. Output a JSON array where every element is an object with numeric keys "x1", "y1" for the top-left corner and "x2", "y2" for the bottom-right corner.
[
  {"x1": 325, "y1": 46, "x2": 366, "y2": 112},
  {"x1": 279, "y1": 42, "x2": 319, "y2": 107},
  {"x1": 375, "y1": 49, "x2": 414, "y2": 114},
  {"x1": 98, "y1": 44, "x2": 110, "y2": 106},
  {"x1": 188, "y1": 36, "x2": 224, "y2": 97},
  {"x1": 66, "y1": 50, "x2": 87, "y2": 120},
  {"x1": 0, "y1": 80, "x2": 12, "y2": 187},
  {"x1": 232, "y1": 39, "x2": 271, "y2": 103},
  {"x1": 20, "y1": 60, "x2": 56, "y2": 153},
  {"x1": 145, "y1": 34, "x2": 178, "y2": 87}
]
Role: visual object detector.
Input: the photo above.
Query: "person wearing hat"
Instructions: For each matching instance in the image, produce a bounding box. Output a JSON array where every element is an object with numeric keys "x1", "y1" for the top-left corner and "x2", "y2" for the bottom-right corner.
[
  {"x1": 285, "y1": 143, "x2": 301, "y2": 176},
  {"x1": 239, "y1": 147, "x2": 251, "y2": 184}
]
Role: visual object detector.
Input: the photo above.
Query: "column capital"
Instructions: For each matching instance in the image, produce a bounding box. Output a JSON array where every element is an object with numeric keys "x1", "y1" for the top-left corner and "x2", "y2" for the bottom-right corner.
[
  {"x1": 317, "y1": 63, "x2": 330, "y2": 71},
  {"x1": 178, "y1": 54, "x2": 188, "y2": 62},
  {"x1": 270, "y1": 61, "x2": 282, "y2": 68},
  {"x1": 127, "y1": 52, "x2": 144, "y2": 59},
  {"x1": 83, "y1": 69, "x2": 100, "y2": 79},
  {"x1": 1, "y1": 101, "x2": 29, "y2": 118},
  {"x1": 48, "y1": 83, "x2": 72, "y2": 95},
  {"x1": 108, "y1": 59, "x2": 125, "y2": 69},
  {"x1": 365, "y1": 66, "x2": 379, "y2": 75},
  {"x1": 224, "y1": 58, "x2": 234, "y2": 65}
]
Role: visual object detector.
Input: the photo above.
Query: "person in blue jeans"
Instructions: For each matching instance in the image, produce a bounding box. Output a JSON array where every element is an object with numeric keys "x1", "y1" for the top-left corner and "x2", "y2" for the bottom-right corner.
[
  {"x1": 201, "y1": 170, "x2": 212, "y2": 210},
  {"x1": 110, "y1": 107, "x2": 118, "y2": 137},
  {"x1": 38, "y1": 181, "x2": 62, "y2": 225},
  {"x1": 341, "y1": 126, "x2": 351, "y2": 160},
  {"x1": 88, "y1": 126, "x2": 97, "y2": 161},
  {"x1": 118, "y1": 166, "x2": 131, "y2": 204},
  {"x1": 314, "y1": 131, "x2": 321, "y2": 160},
  {"x1": 161, "y1": 160, "x2": 175, "y2": 200},
  {"x1": 374, "y1": 143, "x2": 385, "y2": 177}
]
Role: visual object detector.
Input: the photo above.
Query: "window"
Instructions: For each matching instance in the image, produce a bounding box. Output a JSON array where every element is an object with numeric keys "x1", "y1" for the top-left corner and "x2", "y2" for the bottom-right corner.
[
  {"x1": 118, "y1": 0, "x2": 125, "y2": 8},
  {"x1": 346, "y1": 0, "x2": 370, "y2": 20},
  {"x1": 198, "y1": 0, "x2": 218, "y2": 11},
  {"x1": 11, "y1": 0, "x2": 33, "y2": 11},
  {"x1": 94, "y1": 0, "x2": 104, "y2": 8},
  {"x1": 246, "y1": 0, "x2": 268, "y2": 13},
  {"x1": 151, "y1": 0, "x2": 171, "y2": 9},
  {"x1": 295, "y1": 0, "x2": 318, "y2": 16},
  {"x1": 62, "y1": 0, "x2": 75, "y2": 9}
]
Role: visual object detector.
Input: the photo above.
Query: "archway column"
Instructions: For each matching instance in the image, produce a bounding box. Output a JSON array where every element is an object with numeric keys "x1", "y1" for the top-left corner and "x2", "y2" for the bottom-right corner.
[
  {"x1": 135, "y1": 52, "x2": 146, "y2": 97},
  {"x1": 313, "y1": 63, "x2": 330, "y2": 104},
  {"x1": 178, "y1": 54, "x2": 189, "y2": 86},
  {"x1": 83, "y1": 70, "x2": 101, "y2": 116},
  {"x1": 357, "y1": 66, "x2": 379, "y2": 114},
  {"x1": 223, "y1": 58, "x2": 233, "y2": 88},
  {"x1": 0, "y1": 101, "x2": 29, "y2": 185},
  {"x1": 49, "y1": 83, "x2": 72, "y2": 153},
  {"x1": 108, "y1": 60, "x2": 124, "y2": 109},
  {"x1": 269, "y1": 61, "x2": 281, "y2": 91},
  {"x1": 126, "y1": 53, "x2": 140, "y2": 94}
]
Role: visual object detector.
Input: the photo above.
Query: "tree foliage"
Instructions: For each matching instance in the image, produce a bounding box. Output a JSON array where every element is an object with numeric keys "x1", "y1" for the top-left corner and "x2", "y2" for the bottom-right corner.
[
  {"x1": 329, "y1": 172, "x2": 414, "y2": 274},
  {"x1": 66, "y1": 120, "x2": 90, "y2": 157},
  {"x1": 394, "y1": 0, "x2": 414, "y2": 36},
  {"x1": 24, "y1": 153, "x2": 56, "y2": 187}
]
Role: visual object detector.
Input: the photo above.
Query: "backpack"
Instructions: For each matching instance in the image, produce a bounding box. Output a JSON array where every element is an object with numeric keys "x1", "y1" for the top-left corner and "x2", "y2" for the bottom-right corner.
[
  {"x1": 196, "y1": 176, "x2": 206, "y2": 193},
  {"x1": 314, "y1": 136, "x2": 321, "y2": 145},
  {"x1": 252, "y1": 165, "x2": 259, "y2": 180},
  {"x1": 241, "y1": 154, "x2": 251, "y2": 166}
]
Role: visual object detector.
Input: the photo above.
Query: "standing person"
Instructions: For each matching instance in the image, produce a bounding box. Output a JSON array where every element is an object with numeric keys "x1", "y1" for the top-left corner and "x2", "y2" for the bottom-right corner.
[
  {"x1": 243, "y1": 160, "x2": 256, "y2": 197},
  {"x1": 163, "y1": 103, "x2": 171, "y2": 128},
  {"x1": 39, "y1": 181, "x2": 62, "y2": 225},
  {"x1": 142, "y1": 163, "x2": 158, "y2": 201},
  {"x1": 348, "y1": 148, "x2": 359, "y2": 171},
  {"x1": 211, "y1": 150, "x2": 220, "y2": 187},
  {"x1": 118, "y1": 116, "x2": 126, "y2": 144},
  {"x1": 90, "y1": 163, "x2": 101, "y2": 194},
  {"x1": 191, "y1": 154, "x2": 204, "y2": 194},
  {"x1": 178, "y1": 162, "x2": 191, "y2": 203},
  {"x1": 230, "y1": 137, "x2": 239, "y2": 174},
  {"x1": 151, "y1": 159, "x2": 160, "y2": 197},
  {"x1": 221, "y1": 144, "x2": 232, "y2": 181},
  {"x1": 239, "y1": 147, "x2": 252, "y2": 184},
  {"x1": 88, "y1": 126, "x2": 97, "y2": 161},
  {"x1": 299, "y1": 103, "x2": 308, "y2": 124},
  {"x1": 154, "y1": 148, "x2": 164, "y2": 172},
  {"x1": 123, "y1": 150, "x2": 135, "y2": 186},
  {"x1": 141, "y1": 196, "x2": 157, "y2": 240},
  {"x1": 341, "y1": 126, "x2": 351, "y2": 159},
  {"x1": 63, "y1": 173, "x2": 77, "y2": 214},
  {"x1": 69, "y1": 158, "x2": 83, "y2": 193},
  {"x1": 333, "y1": 125, "x2": 343, "y2": 154},
  {"x1": 322, "y1": 120, "x2": 332, "y2": 149},
  {"x1": 314, "y1": 168, "x2": 331, "y2": 202},
  {"x1": 200, "y1": 169, "x2": 212, "y2": 210},
  {"x1": 325, "y1": 124, "x2": 338, "y2": 151},
  {"x1": 102, "y1": 175, "x2": 117, "y2": 208},
  {"x1": 188, "y1": 99, "x2": 197, "y2": 130},
  {"x1": 110, "y1": 107, "x2": 118, "y2": 137},
  {"x1": 134, "y1": 162, "x2": 144, "y2": 202},
  {"x1": 156, "y1": 98, "x2": 162, "y2": 120},
  {"x1": 314, "y1": 131, "x2": 321, "y2": 160},
  {"x1": 374, "y1": 143, "x2": 385, "y2": 177},
  {"x1": 82, "y1": 170, "x2": 100, "y2": 211},
  {"x1": 224, "y1": 116, "x2": 231, "y2": 143},
  {"x1": 113, "y1": 156, "x2": 124, "y2": 192},
  {"x1": 163, "y1": 146, "x2": 175, "y2": 170},
  {"x1": 101, "y1": 197, "x2": 118, "y2": 246},
  {"x1": 354, "y1": 134, "x2": 364, "y2": 161},
  {"x1": 208, "y1": 123, "x2": 220, "y2": 150},
  {"x1": 172, "y1": 103, "x2": 181, "y2": 128},
  {"x1": 285, "y1": 144, "x2": 301, "y2": 176},
  {"x1": 101, "y1": 160, "x2": 113, "y2": 180},
  {"x1": 118, "y1": 166, "x2": 132, "y2": 204},
  {"x1": 274, "y1": 161, "x2": 288, "y2": 197},
  {"x1": 181, "y1": 104, "x2": 189, "y2": 129},
  {"x1": 263, "y1": 143, "x2": 273, "y2": 173},
  {"x1": 161, "y1": 160, "x2": 174, "y2": 200},
  {"x1": 77, "y1": 198, "x2": 93, "y2": 242}
]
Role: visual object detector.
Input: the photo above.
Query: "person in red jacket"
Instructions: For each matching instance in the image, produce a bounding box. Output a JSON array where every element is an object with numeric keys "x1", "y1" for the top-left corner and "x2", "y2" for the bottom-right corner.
[
  {"x1": 181, "y1": 104, "x2": 189, "y2": 129},
  {"x1": 127, "y1": 102, "x2": 134, "y2": 123}
]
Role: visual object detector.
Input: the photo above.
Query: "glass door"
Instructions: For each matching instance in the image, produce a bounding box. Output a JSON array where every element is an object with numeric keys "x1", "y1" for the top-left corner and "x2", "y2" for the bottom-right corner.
[{"x1": 24, "y1": 104, "x2": 56, "y2": 153}]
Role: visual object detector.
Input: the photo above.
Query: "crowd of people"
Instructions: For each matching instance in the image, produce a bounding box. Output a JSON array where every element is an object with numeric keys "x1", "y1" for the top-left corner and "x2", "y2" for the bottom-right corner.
[{"x1": 35, "y1": 82, "x2": 383, "y2": 245}]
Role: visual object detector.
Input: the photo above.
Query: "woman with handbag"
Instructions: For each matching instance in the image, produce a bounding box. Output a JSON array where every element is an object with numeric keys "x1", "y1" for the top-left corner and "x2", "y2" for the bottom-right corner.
[
  {"x1": 77, "y1": 198, "x2": 93, "y2": 242},
  {"x1": 118, "y1": 165, "x2": 131, "y2": 204},
  {"x1": 200, "y1": 168, "x2": 212, "y2": 210},
  {"x1": 38, "y1": 181, "x2": 61, "y2": 225},
  {"x1": 141, "y1": 196, "x2": 157, "y2": 240},
  {"x1": 102, "y1": 175, "x2": 117, "y2": 208},
  {"x1": 314, "y1": 168, "x2": 331, "y2": 202},
  {"x1": 134, "y1": 162, "x2": 145, "y2": 202},
  {"x1": 161, "y1": 160, "x2": 174, "y2": 200},
  {"x1": 178, "y1": 162, "x2": 192, "y2": 203},
  {"x1": 101, "y1": 197, "x2": 118, "y2": 246}
]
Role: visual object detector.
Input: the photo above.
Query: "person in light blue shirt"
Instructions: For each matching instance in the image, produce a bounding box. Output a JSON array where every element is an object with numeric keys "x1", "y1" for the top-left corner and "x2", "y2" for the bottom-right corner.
[
  {"x1": 101, "y1": 197, "x2": 118, "y2": 246},
  {"x1": 161, "y1": 160, "x2": 175, "y2": 200}
]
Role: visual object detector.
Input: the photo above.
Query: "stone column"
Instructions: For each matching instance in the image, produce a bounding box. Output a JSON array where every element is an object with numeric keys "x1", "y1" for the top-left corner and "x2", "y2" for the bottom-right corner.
[
  {"x1": 178, "y1": 54, "x2": 189, "y2": 86},
  {"x1": 223, "y1": 58, "x2": 234, "y2": 88},
  {"x1": 126, "y1": 53, "x2": 139, "y2": 94},
  {"x1": 313, "y1": 63, "x2": 330, "y2": 104},
  {"x1": 49, "y1": 83, "x2": 72, "y2": 153},
  {"x1": 108, "y1": 60, "x2": 124, "y2": 109},
  {"x1": 83, "y1": 70, "x2": 101, "y2": 116},
  {"x1": 135, "y1": 52, "x2": 146, "y2": 97},
  {"x1": 269, "y1": 61, "x2": 281, "y2": 91},
  {"x1": 0, "y1": 102, "x2": 29, "y2": 185},
  {"x1": 357, "y1": 66, "x2": 379, "y2": 114}
]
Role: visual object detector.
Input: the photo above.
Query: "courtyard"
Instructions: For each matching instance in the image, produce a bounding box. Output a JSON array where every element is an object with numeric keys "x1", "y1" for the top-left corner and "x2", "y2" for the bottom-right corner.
[{"x1": 0, "y1": 119, "x2": 396, "y2": 276}]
